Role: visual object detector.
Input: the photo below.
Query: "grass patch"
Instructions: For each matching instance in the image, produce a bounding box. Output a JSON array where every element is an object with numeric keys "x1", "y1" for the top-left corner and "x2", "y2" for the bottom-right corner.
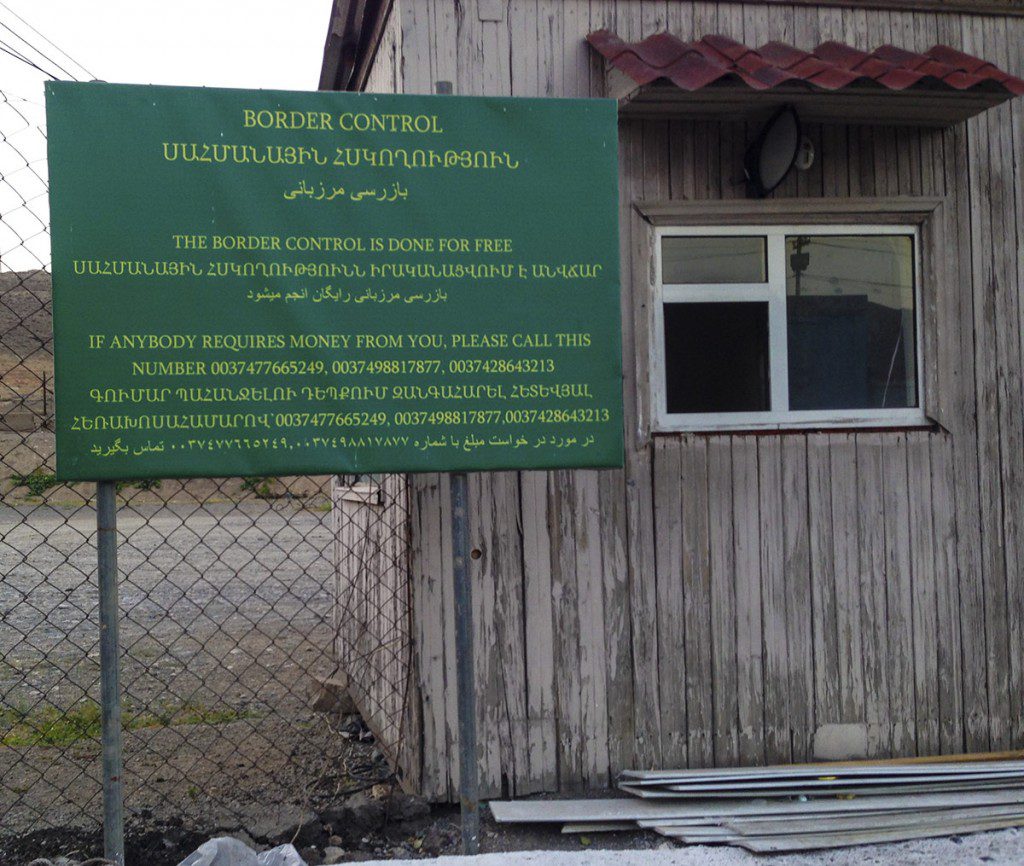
[
  {"x1": 10, "y1": 467, "x2": 58, "y2": 497},
  {"x1": 0, "y1": 700, "x2": 257, "y2": 747},
  {"x1": 240, "y1": 476, "x2": 274, "y2": 498}
]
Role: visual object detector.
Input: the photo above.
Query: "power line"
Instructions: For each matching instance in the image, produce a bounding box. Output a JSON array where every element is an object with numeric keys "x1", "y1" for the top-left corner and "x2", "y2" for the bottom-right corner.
[
  {"x1": 0, "y1": 1, "x2": 94, "y2": 79},
  {"x1": 0, "y1": 39, "x2": 61, "y2": 79},
  {"x1": 0, "y1": 20, "x2": 78, "y2": 80}
]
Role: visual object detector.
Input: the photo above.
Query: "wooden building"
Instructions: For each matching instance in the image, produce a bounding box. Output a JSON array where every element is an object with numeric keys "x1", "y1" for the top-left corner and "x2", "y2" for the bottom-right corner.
[{"x1": 321, "y1": 0, "x2": 1024, "y2": 801}]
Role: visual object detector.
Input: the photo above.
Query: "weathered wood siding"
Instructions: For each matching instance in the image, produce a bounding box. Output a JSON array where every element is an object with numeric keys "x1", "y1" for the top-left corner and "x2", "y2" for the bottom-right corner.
[
  {"x1": 340, "y1": 0, "x2": 1024, "y2": 800},
  {"x1": 332, "y1": 472, "x2": 417, "y2": 787}
]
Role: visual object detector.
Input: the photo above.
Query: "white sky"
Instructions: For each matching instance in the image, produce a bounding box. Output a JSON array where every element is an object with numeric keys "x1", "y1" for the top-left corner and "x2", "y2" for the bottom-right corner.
[{"x1": 0, "y1": 0, "x2": 331, "y2": 270}]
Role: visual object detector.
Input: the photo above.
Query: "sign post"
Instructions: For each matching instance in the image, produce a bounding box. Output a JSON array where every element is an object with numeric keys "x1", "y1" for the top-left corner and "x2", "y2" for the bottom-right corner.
[
  {"x1": 450, "y1": 470, "x2": 479, "y2": 853},
  {"x1": 96, "y1": 479, "x2": 124, "y2": 865},
  {"x1": 45, "y1": 81, "x2": 622, "y2": 857}
]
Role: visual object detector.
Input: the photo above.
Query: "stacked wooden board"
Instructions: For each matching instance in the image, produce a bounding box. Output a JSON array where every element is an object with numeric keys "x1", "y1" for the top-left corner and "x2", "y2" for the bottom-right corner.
[{"x1": 489, "y1": 758, "x2": 1024, "y2": 852}]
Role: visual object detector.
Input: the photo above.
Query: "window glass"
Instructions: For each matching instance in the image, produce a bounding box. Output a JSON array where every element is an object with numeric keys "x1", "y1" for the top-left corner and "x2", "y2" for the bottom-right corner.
[
  {"x1": 785, "y1": 235, "x2": 916, "y2": 410},
  {"x1": 663, "y1": 302, "x2": 770, "y2": 413},
  {"x1": 662, "y1": 236, "x2": 767, "y2": 284}
]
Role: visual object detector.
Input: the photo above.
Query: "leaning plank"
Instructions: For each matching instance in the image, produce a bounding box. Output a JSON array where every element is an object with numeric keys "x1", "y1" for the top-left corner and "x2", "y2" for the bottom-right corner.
[
  {"x1": 736, "y1": 817, "x2": 1024, "y2": 853},
  {"x1": 559, "y1": 822, "x2": 638, "y2": 834},
  {"x1": 658, "y1": 828, "x2": 741, "y2": 843}
]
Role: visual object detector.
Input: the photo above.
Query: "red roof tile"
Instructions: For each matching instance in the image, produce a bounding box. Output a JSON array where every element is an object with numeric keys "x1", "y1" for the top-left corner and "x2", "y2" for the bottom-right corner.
[{"x1": 586, "y1": 30, "x2": 1024, "y2": 97}]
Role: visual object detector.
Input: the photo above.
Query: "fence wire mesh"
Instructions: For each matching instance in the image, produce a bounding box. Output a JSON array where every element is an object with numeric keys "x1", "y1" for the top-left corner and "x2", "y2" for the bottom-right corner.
[{"x1": 0, "y1": 90, "x2": 415, "y2": 865}]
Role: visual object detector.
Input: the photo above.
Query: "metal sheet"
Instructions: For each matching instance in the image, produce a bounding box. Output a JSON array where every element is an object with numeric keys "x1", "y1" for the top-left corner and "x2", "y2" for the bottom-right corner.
[
  {"x1": 724, "y1": 805, "x2": 1024, "y2": 836},
  {"x1": 490, "y1": 788, "x2": 1024, "y2": 824},
  {"x1": 620, "y1": 780, "x2": 1024, "y2": 799},
  {"x1": 737, "y1": 817, "x2": 1024, "y2": 853},
  {"x1": 620, "y1": 760, "x2": 1024, "y2": 784}
]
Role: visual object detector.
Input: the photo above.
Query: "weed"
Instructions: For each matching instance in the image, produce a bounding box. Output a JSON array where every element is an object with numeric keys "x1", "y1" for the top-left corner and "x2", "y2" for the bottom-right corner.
[
  {"x1": 0, "y1": 700, "x2": 257, "y2": 747},
  {"x1": 0, "y1": 702, "x2": 102, "y2": 747},
  {"x1": 10, "y1": 468, "x2": 58, "y2": 497},
  {"x1": 240, "y1": 476, "x2": 274, "y2": 498}
]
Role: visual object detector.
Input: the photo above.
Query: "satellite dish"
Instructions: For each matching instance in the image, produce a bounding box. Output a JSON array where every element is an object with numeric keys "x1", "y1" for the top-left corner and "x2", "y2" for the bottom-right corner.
[{"x1": 744, "y1": 106, "x2": 801, "y2": 198}]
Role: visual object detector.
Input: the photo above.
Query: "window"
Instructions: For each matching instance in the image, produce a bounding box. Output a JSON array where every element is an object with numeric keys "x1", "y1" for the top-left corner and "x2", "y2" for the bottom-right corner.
[{"x1": 653, "y1": 225, "x2": 924, "y2": 431}]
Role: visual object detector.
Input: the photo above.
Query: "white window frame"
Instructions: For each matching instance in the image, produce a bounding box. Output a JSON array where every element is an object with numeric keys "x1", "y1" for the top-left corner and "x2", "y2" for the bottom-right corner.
[{"x1": 652, "y1": 223, "x2": 926, "y2": 433}]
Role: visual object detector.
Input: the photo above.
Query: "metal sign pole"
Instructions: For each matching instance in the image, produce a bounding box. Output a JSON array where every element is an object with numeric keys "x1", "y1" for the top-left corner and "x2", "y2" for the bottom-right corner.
[
  {"x1": 449, "y1": 471, "x2": 479, "y2": 854},
  {"x1": 97, "y1": 480, "x2": 125, "y2": 865},
  {"x1": 433, "y1": 75, "x2": 479, "y2": 855}
]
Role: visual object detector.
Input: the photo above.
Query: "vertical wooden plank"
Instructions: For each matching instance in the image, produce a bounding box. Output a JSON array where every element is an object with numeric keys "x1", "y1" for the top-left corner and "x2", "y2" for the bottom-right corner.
[
  {"x1": 410, "y1": 474, "x2": 451, "y2": 798},
  {"x1": 1006, "y1": 15, "x2": 1024, "y2": 751},
  {"x1": 654, "y1": 437, "x2": 687, "y2": 768},
  {"x1": 640, "y1": 0, "x2": 667, "y2": 36},
  {"x1": 929, "y1": 7, "x2": 985, "y2": 752},
  {"x1": 981, "y1": 13, "x2": 1023, "y2": 753},
  {"x1": 907, "y1": 431, "x2": 940, "y2": 755},
  {"x1": 682, "y1": 436, "x2": 713, "y2": 767},
  {"x1": 492, "y1": 472, "x2": 530, "y2": 794},
  {"x1": 781, "y1": 436, "x2": 814, "y2": 763},
  {"x1": 946, "y1": 117, "x2": 989, "y2": 753},
  {"x1": 666, "y1": 0, "x2": 693, "y2": 40},
  {"x1": 816, "y1": 3, "x2": 844, "y2": 43},
  {"x1": 692, "y1": 1, "x2": 719, "y2": 38},
  {"x1": 829, "y1": 433, "x2": 865, "y2": 728},
  {"x1": 911, "y1": 33, "x2": 949, "y2": 759},
  {"x1": 438, "y1": 468, "x2": 459, "y2": 797},
  {"x1": 807, "y1": 434, "x2": 840, "y2": 734},
  {"x1": 599, "y1": 464, "x2": 634, "y2": 779},
  {"x1": 509, "y1": 0, "x2": 540, "y2": 97},
  {"x1": 716, "y1": 0, "x2": 745, "y2": 42},
  {"x1": 731, "y1": 436, "x2": 764, "y2": 766},
  {"x1": 470, "y1": 473, "x2": 502, "y2": 793},
  {"x1": 595, "y1": 57, "x2": 641, "y2": 776},
  {"x1": 962, "y1": 13, "x2": 1008, "y2": 752},
  {"x1": 931, "y1": 434, "x2": 965, "y2": 755},
  {"x1": 758, "y1": 436, "x2": 791, "y2": 765},
  {"x1": 741, "y1": 0, "x2": 771, "y2": 45},
  {"x1": 399, "y1": 0, "x2": 433, "y2": 94},
  {"x1": 519, "y1": 470, "x2": 557, "y2": 792},
  {"x1": 550, "y1": 469, "x2": 583, "y2": 788},
  {"x1": 881, "y1": 434, "x2": 916, "y2": 756},
  {"x1": 575, "y1": 470, "x2": 610, "y2": 785},
  {"x1": 855, "y1": 433, "x2": 891, "y2": 757},
  {"x1": 429, "y1": 0, "x2": 458, "y2": 92},
  {"x1": 624, "y1": 119, "x2": 665, "y2": 770},
  {"x1": 707, "y1": 435, "x2": 738, "y2": 765}
]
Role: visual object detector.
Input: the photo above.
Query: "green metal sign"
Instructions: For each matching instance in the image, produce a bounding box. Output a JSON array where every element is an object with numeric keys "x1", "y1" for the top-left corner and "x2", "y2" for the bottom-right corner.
[{"x1": 45, "y1": 82, "x2": 622, "y2": 480}]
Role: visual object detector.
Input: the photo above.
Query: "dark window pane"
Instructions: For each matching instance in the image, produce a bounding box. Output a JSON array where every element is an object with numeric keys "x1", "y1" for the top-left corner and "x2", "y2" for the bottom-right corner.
[
  {"x1": 663, "y1": 302, "x2": 770, "y2": 414},
  {"x1": 786, "y1": 235, "x2": 916, "y2": 411},
  {"x1": 662, "y1": 236, "x2": 767, "y2": 284}
]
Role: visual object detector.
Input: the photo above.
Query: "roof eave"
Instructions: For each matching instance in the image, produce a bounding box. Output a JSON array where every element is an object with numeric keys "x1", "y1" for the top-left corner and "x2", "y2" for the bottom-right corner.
[
  {"x1": 614, "y1": 79, "x2": 1015, "y2": 127},
  {"x1": 318, "y1": 0, "x2": 392, "y2": 92}
]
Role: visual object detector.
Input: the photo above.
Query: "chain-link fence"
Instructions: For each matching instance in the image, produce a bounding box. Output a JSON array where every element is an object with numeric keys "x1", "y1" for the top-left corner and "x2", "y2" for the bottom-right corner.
[{"x1": 0, "y1": 90, "x2": 416, "y2": 865}]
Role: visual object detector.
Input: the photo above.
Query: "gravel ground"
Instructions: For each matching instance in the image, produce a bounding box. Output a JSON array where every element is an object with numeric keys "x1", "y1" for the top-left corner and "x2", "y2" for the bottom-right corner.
[
  {"x1": 1, "y1": 499, "x2": 336, "y2": 717},
  {"x1": 0, "y1": 495, "x2": 378, "y2": 863},
  {"x1": 349, "y1": 826, "x2": 1024, "y2": 865}
]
